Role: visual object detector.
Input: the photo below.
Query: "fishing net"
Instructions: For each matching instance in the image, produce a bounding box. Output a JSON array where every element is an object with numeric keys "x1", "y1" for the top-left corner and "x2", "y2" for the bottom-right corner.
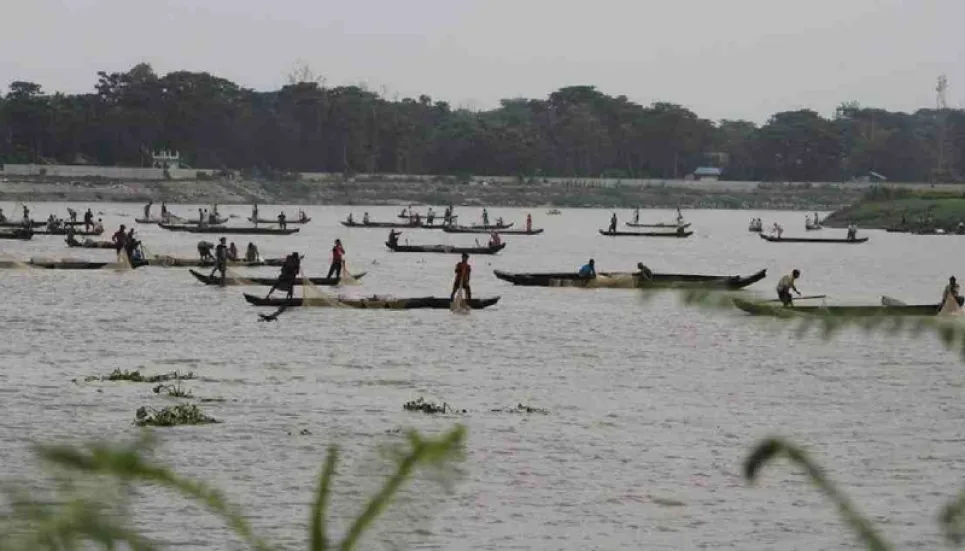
[
  {"x1": 939, "y1": 294, "x2": 963, "y2": 317},
  {"x1": 302, "y1": 271, "x2": 348, "y2": 308},
  {"x1": 339, "y1": 261, "x2": 360, "y2": 286},
  {"x1": 111, "y1": 250, "x2": 132, "y2": 272},
  {"x1": 451, "y1": 288, "x2": 471, "y2": 314}
]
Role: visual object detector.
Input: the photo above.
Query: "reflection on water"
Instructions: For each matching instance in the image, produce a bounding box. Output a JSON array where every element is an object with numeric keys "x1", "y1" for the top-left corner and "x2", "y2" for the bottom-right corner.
[{"x1": 0, "y1": 203, "x2": 963, "y2": 549}]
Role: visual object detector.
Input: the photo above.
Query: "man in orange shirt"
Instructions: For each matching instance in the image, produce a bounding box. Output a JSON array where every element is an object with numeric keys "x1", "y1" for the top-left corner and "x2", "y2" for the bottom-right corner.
[{"x1": 451, "y1": 253, "x2": 472, "y2": 301}]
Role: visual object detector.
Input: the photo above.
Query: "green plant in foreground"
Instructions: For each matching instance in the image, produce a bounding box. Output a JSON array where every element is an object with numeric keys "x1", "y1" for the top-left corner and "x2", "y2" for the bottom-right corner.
[
  {"x1": 666, "y1": 288, "x2": 965, "y2": 549},
  {"x1": 0, "y1": 426, "x2": 466, "y2": 550}
]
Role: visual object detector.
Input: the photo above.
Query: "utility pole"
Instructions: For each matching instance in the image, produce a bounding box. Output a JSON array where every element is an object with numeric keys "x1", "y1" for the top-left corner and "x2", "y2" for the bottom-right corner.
[{"x1": 935, "y1": 75, "x2": 949, "y2": 182}]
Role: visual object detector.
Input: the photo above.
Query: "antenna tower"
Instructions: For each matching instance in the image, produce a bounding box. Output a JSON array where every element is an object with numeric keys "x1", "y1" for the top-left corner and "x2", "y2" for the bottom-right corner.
[{"x1": 935, "y1": 75, "x2": 949, "y2": 181}]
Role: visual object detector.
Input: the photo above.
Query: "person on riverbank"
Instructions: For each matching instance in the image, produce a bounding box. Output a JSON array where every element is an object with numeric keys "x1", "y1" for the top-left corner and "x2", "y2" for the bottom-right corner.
[{"x1": 777, "y1": 269, "x2": 802, "y2": 306}]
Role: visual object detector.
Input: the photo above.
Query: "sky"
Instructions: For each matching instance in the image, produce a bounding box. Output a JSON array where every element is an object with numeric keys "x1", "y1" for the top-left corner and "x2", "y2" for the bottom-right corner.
[{"x1": 0, "y1": 0, "x2": 962, "y2": 123}]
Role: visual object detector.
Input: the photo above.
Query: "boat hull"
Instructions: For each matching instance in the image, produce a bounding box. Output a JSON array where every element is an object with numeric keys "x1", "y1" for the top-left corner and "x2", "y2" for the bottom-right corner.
[
  {"x1": 385, "y1": 242, "x2": 506, "y2": 254},
  {"x1": 493, "y1": 268, "x2": 766, "y2": 289},
  {"x1": 188, "y1": 269, "x2": 364, "y2": 286},
  {"x1": 759, "y1": 234, "x2": 868, "y2": 244},
  {"x1": 158, "y1": 223, "x2": 299, "y2": 235},
  {"x1": 0, "y1": 229, "x2": 33, "y2": 240},
  {"x1": 599, "y1": 229, "x2": 693, "y2": 237},
  {"x1": 247, "y1": 217, "x2": 311, "y2": 224},
  {"x1": 66, "y1": 237, "x2": 114, "y2": 248},
  {"x1": 146, "y1": 256, "x2": 285, "y2": 268},
  {"x1": 625, "y1": 222, "x2": 692, "y2": 229},
  {"x1": 243, "y1": 293, "x2": 500, "y2": 309},
  {"x1": 733, "y1": 298, "x2": 939, "y2": 317},
  {"x1": 341, "y1": 220, "x2": 447, "y2": 229},
  {"x1": 442, "y1": 226, "x2": 543, "y2": 235}
]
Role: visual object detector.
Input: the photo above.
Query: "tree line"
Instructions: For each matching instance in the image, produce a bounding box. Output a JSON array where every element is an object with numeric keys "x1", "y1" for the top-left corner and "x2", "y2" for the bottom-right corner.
[{"x1": 1, "y1": 63, "x2": 963, "y2": 183}]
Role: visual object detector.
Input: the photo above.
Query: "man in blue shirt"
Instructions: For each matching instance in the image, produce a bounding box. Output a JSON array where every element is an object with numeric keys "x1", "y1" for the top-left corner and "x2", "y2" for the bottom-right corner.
[{"x1": 579, "y1": 259, "x2": 596, "y2": 278}]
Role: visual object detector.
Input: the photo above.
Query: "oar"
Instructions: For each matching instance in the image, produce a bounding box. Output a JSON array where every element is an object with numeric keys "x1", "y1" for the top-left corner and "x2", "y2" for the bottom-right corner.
[{"x1": 762, "y1": 294, "x2": 827, "y2": 303}]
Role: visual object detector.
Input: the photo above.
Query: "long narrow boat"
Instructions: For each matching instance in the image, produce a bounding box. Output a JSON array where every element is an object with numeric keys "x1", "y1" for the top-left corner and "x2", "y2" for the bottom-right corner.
[
  {"x1": 397, "y1": 212, "x2": 457, "y2": 220},
  {"x1": 468, "y1": 222, "x2": 514, "y2": 230},
  {"x1": 36, "y1": 227, "x2": 105, "y2": 236},
  {"x1": 340, "y1": 219, "x2": 443, "y2": 229},
  {"x1": 188, "y1": 269, "x2": 364, "y2": 286},
  {"x1": 66, "y1": 236, "x2": 113, "y2": 248},
  {"x1": 733, "y1": 298, "x2": 939, "y2": 317},
  {"x1": 0, "y1": 229, "x2": 33, "y2": 240},
  {"x1": 145, "y1": 255, "x2": 285, "y2": 268},
  {"x1": 247, "y1": 216, "x2": 312, "y2": 224},
  {"x1": 385, "y1": 241, "x2": 506, "y2": 254},
  {"x1": 625, "y1": 222, "x2": 692, "y2": 229},
  {"x1": 243, "y1": 293, "x2": 500, "y2": 309},
  {"x1": 493, "y1": 268, "x2": 766, "y2": 289},
  {"x1": 19, "y1": 259, "x2": 148, "y2": 270},
  {"x1": 441, "y1": 226, "x2": 544, "y2": 235},
  {"x1": 805, "y1": 224, "x2": 823, "y2": 231},
  {"x1": 135, "y1": 217, "x2": 226, "y2": 225},
  {"x1": 759, "y1": 234, "x2": 868, "y2": 244},
  {"x1": 0, "y1": 220, "x2": 45, "y2": 228},
  {"x1": 599, "y1": 229, "x2": 693, "y2": 238},
  {"x1": 157, "y1": 223, "x2": 299, "y2": 235}
]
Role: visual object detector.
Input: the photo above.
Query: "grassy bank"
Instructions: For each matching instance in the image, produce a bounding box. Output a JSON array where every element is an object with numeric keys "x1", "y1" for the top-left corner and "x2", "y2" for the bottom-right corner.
[
  {"x1": 0, "y1": 175, "x2": 863, "y2": 210},
  {"x1": 823, "y1": 187, "x2": 965, "y2": 230}
]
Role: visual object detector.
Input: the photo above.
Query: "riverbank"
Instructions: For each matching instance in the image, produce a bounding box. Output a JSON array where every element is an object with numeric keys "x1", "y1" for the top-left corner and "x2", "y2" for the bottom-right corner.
[
  {"x1": 0, "y1": 175, "x2": 865, "y2": 210},
  {"x1": 822, "y1": 188, "x2": 965, "y2": 231}
]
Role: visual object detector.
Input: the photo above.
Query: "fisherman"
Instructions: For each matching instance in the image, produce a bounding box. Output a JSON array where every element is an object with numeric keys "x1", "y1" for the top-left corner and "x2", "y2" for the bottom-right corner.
[
  {"x1": 427, "y1": 208, "x2": 435, "y2": 225},
  {"x1": 388, "y1": 229, "x2": 401, "y2": 247},
  {"x1": 161, "y1": 202, "x2": 168, "y2": 220},
  {"x1": 266, "y1": 252, "x2": 301, "y2": 299},
  {"x1": 942, "y1": 276, "x2": 963, "y2": 308},
  {"x1": 326, "y1": 239, "x2": 345, "y2": 279},
  {"x1": 608, "y1": 213, "x2": 617, "y2": 233},
  {"x1": 579, "y1": 259, "x2": 596, "y2": 278},
  {"x1": 197, "y1": 240, "x2": 215, "y2": 262},
  {"x1": 776, "y1": 269, "x2": 802, "y2": 306},
  {"x1": 633, "y1": 207, "x2": 640, "y2": 224},
  {"x1": 413, "y1": 213, "x2": 422, "y2": 226},
  {"x1": 451, "y1": 253, "x2": 472, "y2": 301},
  {"x1": 93, "y1": 218, "x2": 104, "y2": 233},
  {"x1": 245, "y1": 242, "x2": 260, "y2": 262},
  {"x1": 298, "y1": 209, "x2": 307, "y2": 222},
  {"x1": 144, "y1": 201, "x2": 152, "y2": 220},
  {"x1": 526, "y1": 213, "x2": 533, "y2": 233},
  {"x1": 489, "y1": 231, "x2": 501, "y2": 247},
  {"x1": 496, "y1": 216, "x2": 504, "y2": 227},
  {"x1": 84, "y1": 209, "x2": 93, "y2": 231},
  {"x1": 0, "y1": 207, "x2": 5, "y2": 222},
  {"x1": 363, "y1": 212, "x2": 370, "y2": 224},
  {"x1": 278, "y1": 212, "x2": 287, "y2": 230},
  {"x1": 252, "y1": 204, "x2": 259, "y2": 226},
  {"x1": 227, "y1": 241, "x2": 239, "y2": 261},
  {"x1": 482, "y1": 208, "x2": 489, "y2": 226},
  {"x1": 443, "y1": 206, "x2": 452, "y2": 225},
  {"x1": 22, "y1": 205, "x2": 29, "y2": 222},
  {"x1": 772, "y1": 222, "x2": 783, "y2": 238},
  {"x1": 209, "y1": 237, "x2": 228, "y2": 285},
  {"x1": 67, "y1": 207, "x2": 77, "y2": 223},
  {"x1": 676, "y1": 208, "x2": 684, "y2": 224},
  {"x1": 846, "y1": 223, "x2": 858, "y2": 241},
  {"x1": 208, "y1": 210, "x2": 218, "y2": 225},
  {"x1": 636, "y1": 262, "x2": 653, "y2": 280},
  {"x1": 111, "y1": 225, "x2": 128, "y2": 256},
  {"x1": 676, "y1": 224, "x2": 687, "y2": 237},
  {"x1": 814, "y1": 212, "x2": 819, "y2": 225},
  {"x1": 124, "y1": 229, "x2": 139, "y2": 262}
]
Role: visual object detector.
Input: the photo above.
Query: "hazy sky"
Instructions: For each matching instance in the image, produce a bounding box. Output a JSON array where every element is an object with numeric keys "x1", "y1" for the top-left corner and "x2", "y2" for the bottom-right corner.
[{"x1": 1, "y1": 0, "x2": 961, "y2": 122}]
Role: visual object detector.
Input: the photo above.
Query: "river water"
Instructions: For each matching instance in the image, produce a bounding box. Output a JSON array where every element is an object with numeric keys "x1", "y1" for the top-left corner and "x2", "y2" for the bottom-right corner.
[{"x1": 0, "y1": 202, "x2": 963, "y2": 550}]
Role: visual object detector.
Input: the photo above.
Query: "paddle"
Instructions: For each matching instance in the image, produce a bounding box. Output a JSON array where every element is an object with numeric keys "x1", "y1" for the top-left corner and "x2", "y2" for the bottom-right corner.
[{"x1": 762, "y1": 294, "x2": 827, "y2": 303}]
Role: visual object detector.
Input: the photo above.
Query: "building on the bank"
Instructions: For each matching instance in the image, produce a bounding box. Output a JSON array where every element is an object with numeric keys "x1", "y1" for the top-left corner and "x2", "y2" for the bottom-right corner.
[
  {"x1": 693, "y1": 167, "x2": 722, "y2": 181},
  {"x1": 152, "y1": 150, "x2": 182, "y2": 169}
]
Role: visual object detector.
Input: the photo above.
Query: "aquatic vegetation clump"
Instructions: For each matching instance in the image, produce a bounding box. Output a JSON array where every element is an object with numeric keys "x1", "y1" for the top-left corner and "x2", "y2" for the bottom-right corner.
[
  {"x1": 134, "y1": 404, "x2": 219, "y2": 427},
  {"x1": 491, "y1": 403, "x2": 549, "y2": 414},
  {"x1": 403, "y1": 397, "x2": 465, "y2": 414},
  {"x1": 152, "y1": 381, "x2": 193, "y2": 398},
  {"x1": 97, "y1": 369, "x2": 197, "y2": 383}
]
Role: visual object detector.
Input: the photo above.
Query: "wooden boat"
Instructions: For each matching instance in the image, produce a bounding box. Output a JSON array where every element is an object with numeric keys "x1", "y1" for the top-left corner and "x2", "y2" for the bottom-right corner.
[
  {"x1": 157, "y1": 223, "x2": 299, "y2": 235},
  {"x1": 493, "y1": 268, "x2": 766, "y2": 289},
  {"x1": 599, "y1": 229, "x2": 693, "y2": 238},
  {"x1": 188, "y1": 269, "x2": 364, "y2": 286},
  {"x1": 145, "y1": 255, "x2": 285, "y2": 268},
  {"x1": 247, "y1": 216, "x2": 311, "y2": 224},
  {"x1": 24, "y1": 258, "x2": 148, "y2": 270},
  {"x1": 0, "y1": 228, "x2": 33, "y2": 240},
  {"x1": 0, "y1": 220, "x2": 45, "y2": 228},
  {"x1": 441, "y1": 225, "x2": 544, "y2": 235},
  {"x1": 397, "y1": 212, "x2": 456, "y2": 220},
  {"x1": 340, "y1": 219, "x2": 443, "y2": 229},
  {"x1": 733, "y1": 298, "x2": 940, "y2": 317},
  {"x1": 135, "y1": 215, "x2": 227, "y2": 225},
  {"x1": 759, "y1": 234, "x2": 868, "y2": 244},
  {"x1": 625, "y1": 222, "x2": 692, "y2": 229},
  {"x1": 805, "y1": 224, "x2": 823, "y2": 231},
  {"x1": 66, "y1": 236, "x2": 113, "y2": 248},
  {"x1": 546, "y1": 209, "x2": 562, "y2": 215},
  {"x1": 385, "y1": 241, "x2": 506, "y2": 254},
  {"x1": 469, "y1": 222, "x2": 514, "y2": 230},
  {"x1": 37, "y1": 227, "x2": 105, "y2": 236},
  {"x1": 243, "y1": 293, "x2": 500, "y2": 309}
]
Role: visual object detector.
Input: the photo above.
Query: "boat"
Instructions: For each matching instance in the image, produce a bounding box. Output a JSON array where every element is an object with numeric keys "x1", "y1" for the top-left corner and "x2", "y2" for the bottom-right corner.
[
  {"x1": 157, "y1": 223, "x2": 299, "y2": 235},
  {"x1": 145, "y1": 255, "x2": 285, "y2": 268},
  {"x1": 732, "y1": 298, "x2": 940, "y2": 317},
  {"x1": 135, "y1": 214, "x2": 227, "y2": 225},
  {"x1": 341, "y1": 219, "x2": 443, "y2": 229},
  {"x1": 625, "y1": 222, "x2": 692, "y2": 229},
  {"x1": 37, "y1": 227, "x2": 105, "y2": 236},
  {"x1": 599, "y1": 229, "x2": 693, "y2": 238},
  {"x1": 546, "y1": 209, "x2": 562, "y2": 215},
  {"x1": 493, "y1": 268, "x2": 766, "y2": 289},
  {"x1": 188, "y1": 269, "x2": 364, "y2": 286},
  {"x1": 759, "y1": 234, "x2": 868, "y2": 244},
  {"x1": 247, "y1": 216, "x2": 312, "y2": 224},
  {"x1": 469, "y1": 222, "x2": 514, "y2": 230},
  {"x1": 243, "y1": 293, "x2": 501, "y2": 309},
  {"x1": 66, "y1": 236, "x2": 113, "y2": 248},
  {"x1": 386, "y1": 241, "x2": 506, "y2": 254},
  {"x1": 805, "y1": 224, "x2": 823, "y2": 231},
  {"x1": 0, "y1": 228, "x2": 33, "y2": 240},
  {"x1": 24, "y1": 258, "x2": 147, "y2": 270},
  {"x1": 441, "y1": 226, "x2": 544, "y2": 235},
  {"x1": 396, "y1": 212, "x2": 456, "y2": 220},
  {"x1": 0, "y1": 220, "x2": 45, "y2": 228}
]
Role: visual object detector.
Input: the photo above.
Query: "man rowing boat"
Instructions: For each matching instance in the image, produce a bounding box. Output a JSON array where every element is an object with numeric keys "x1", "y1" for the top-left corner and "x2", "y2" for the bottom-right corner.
[
  {"x1": 387, "y1": 229, "x2": 401, "y2": 247},
  {"x1": 777, "y1": 269, "x2": 802, "y2": 306},
  {"x1": 266, "y1": 252, "x2": 301, "y2": 300},
  {"x1": 451, "y1": 253, "x2": 472, "y2": 301}
]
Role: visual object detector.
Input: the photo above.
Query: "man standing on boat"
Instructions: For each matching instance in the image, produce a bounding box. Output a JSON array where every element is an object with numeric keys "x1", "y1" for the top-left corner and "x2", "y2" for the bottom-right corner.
[
  {"x1": 111, "y1": 224, "x2": 128, "y2": 256},
  {"x1": 144, "y1": 201, "x2": 152, "y2": 221},
  {"x1": 846, "y1": 223, "x2": 858, "y2": 241},
  {"x1": 278, "y1": 212, "x2": 287, "y2": 230},
  {"x1": 252, "y1": 204, "x2": 259, "y2": 226},
  {"x1": 608, "y1": 213, "x2": 617, "y2": 233},
  {"x1": 633, "y1": 208, "x2": 640, "y2": 224},
  {"x1": 326, "y1": 239, "x2": 345, "y2": 279},
  {"x1": 526, "y1": 213, "x2": 533, "y2": 233},
  {"x1": 942, "y1": 276, "x2": 963, "y2": 308},
  {"x1": 777, "y1": 269, "x2": 802, "y2": 306},
  {"x1": 266, "y1": 253, "x2": 301, "y2": 300},
  {"x1": 451, "y1": 253, "x2": 472, "y2": 302},
  {"x1": 388, "y1": 229, "x2": 401, "y2": 247},
  {"x1": 84, "y1": 208, "x2": 93, "y2": 231},
  {"x1": 209, "y1": 237, "x2": 228, "y2": 286}
]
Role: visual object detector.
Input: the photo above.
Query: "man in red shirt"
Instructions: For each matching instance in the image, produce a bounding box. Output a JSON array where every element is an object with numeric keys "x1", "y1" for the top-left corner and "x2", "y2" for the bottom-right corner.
[
  {"x1": 326, "y1": 239, "x2": 345, "y2": 279},
  {"x1": 451, "y1": 253, "x2": 472, "y2": 301}
]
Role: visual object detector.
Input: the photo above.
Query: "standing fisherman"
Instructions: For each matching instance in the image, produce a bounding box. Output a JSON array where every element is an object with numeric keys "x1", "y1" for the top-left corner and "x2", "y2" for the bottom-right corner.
[
  {"x1": 451, "y1": 253, "x2": 472, "y2": 302},
  {"x1": 326, "y1": 239, "x2": 345, "y2": 279},
  {"x1": 208, "y1": 237, "x2": 228, "y2": 285}
]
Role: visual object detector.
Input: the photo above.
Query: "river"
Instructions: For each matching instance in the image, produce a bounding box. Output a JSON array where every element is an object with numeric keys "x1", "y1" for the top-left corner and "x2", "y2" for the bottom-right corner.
[{"x1": 0, "y1": 203, "x2": 961, "y2": 550}]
